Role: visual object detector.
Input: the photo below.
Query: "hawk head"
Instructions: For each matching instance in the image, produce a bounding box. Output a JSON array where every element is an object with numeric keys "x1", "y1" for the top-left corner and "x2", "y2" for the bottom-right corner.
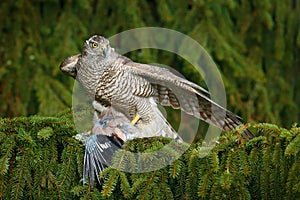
[{"x1": 83, "y1": 35, "x2": 111, "y2": 59}]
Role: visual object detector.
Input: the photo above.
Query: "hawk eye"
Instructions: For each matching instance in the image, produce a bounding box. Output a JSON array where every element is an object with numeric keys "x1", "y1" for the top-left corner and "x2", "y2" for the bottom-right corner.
[{"x1": 91, "y1": 42, "x2": 98, "y2": 48}]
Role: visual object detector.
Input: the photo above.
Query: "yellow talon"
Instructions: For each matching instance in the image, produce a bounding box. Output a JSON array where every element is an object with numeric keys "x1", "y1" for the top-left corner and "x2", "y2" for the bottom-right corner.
[{"x1": 130, "y1": 114, "x2": 140, "y2": 125}]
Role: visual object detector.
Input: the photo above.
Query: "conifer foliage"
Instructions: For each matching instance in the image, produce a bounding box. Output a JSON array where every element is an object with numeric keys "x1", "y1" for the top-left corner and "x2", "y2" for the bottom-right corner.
[{"x1": 0, "y1": 111, "x2": 299, "y2": 199}]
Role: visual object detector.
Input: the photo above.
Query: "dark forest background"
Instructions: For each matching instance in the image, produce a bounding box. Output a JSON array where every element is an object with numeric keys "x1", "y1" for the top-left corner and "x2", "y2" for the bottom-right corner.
[{"x1": 0, "y1": 0, "x2": 299, "y2": 128}]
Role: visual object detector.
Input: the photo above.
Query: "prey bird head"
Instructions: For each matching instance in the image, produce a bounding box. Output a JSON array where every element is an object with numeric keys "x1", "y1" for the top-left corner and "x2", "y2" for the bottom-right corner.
[{"x1": 83, "y1": 35, "x2": 111, "y2": 58}]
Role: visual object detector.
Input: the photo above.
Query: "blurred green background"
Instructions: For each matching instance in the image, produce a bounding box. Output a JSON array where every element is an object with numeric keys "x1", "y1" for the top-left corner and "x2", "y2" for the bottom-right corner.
[{"x1": 0, "y1": 0, "x2": 299, "y2": 128}]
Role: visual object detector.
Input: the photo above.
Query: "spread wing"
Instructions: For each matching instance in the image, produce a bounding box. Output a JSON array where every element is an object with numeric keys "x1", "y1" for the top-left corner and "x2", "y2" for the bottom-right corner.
[
  {"x1": 59, "y1": 54, "x2": 81, "y2": 78},
  {"x1": 123, "y1": 59, "x2": 254, "y2": 140}
]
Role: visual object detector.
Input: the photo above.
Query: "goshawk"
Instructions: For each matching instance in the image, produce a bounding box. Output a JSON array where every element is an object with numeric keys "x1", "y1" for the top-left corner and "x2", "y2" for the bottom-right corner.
[{"x1": 61, "y1": 35, "x2": 254, "y2": 140}]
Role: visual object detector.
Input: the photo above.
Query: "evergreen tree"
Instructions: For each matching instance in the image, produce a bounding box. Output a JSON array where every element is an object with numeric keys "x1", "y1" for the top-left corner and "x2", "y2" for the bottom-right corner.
[
  {"x1": 0, "y1": 0, "x2": 299, "y2": 127},
  {"x1": 0, "y1": 113, "x2": 299, "y2": 199}
]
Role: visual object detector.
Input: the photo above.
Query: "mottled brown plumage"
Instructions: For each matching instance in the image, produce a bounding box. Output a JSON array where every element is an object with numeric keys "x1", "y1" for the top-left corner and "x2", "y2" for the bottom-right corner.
[{"x1": 60, "y1": 35, "x2": 254, "y2": 140}]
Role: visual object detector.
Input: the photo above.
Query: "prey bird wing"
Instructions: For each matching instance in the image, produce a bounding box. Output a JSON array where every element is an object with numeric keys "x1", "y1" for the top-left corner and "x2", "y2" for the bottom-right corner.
[{"x1": 83, "y1": 134, "x2": 123, "y2": 185}]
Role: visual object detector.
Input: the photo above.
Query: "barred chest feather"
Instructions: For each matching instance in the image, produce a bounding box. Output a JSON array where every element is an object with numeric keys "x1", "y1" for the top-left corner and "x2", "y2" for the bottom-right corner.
[{"x1": 95, "y1": 62, "x2": 136, "y2": 116}]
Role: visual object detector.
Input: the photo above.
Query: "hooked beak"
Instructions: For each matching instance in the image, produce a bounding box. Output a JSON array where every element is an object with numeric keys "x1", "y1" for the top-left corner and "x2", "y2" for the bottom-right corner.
[{"x1": 102, "y1": 47, "x2": 107, "y2": 57}]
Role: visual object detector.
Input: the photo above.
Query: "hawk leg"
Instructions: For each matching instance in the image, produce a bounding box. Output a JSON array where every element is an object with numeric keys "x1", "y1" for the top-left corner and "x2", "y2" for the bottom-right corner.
[{"x1": 130, "y1": 114, "x2": 140, "y2": 125}]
